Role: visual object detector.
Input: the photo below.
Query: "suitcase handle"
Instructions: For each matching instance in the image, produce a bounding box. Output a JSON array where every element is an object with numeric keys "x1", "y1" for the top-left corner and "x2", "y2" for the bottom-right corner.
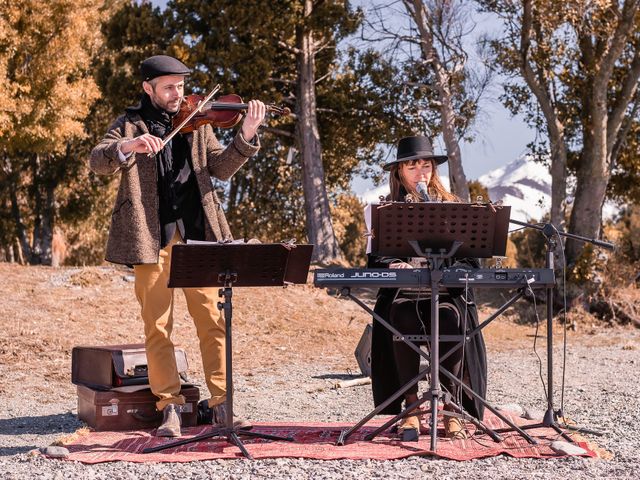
[{"x1": 127, "y1": 409, "x2": 161, "y2": 423}]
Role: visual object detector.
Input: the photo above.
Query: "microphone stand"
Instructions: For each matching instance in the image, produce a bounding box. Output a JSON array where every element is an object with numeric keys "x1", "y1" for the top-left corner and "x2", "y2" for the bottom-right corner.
[{"x1": 506, "y1": 218, "x2": 613, "y2": 438}]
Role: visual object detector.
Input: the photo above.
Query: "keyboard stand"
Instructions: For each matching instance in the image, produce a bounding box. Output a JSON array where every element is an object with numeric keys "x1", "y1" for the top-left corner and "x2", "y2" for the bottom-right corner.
[{"x1": 336, "y1": 287, "x2": 537, "y2": 447}]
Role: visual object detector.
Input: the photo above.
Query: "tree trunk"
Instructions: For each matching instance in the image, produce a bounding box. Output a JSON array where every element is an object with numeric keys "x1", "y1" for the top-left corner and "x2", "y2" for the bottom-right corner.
[
  {"x1": 566, "y1": 114, "x2": 609, "y2": 264},
  {"x1": 32, "y1": 182, "x2": 55, "y2": 266},
  {"x1": 295, "y1": 0, "x2": 342, "y2": 263},
  {"x1": 409, "y1": 0, "x2": 470, "y2": 201},
  {"x1": 28, "y1": 153, "x2": 55, "y2": 266},
  {"x1": 30, "y1": 154, "x2": 44, "y2": 265},
  {"x1": 8, "y1": 172, "x2": 31, "y2": 262},
  {"x1": 520, "y1": 0, "x2": 568, "y2": 228},
  {"x1": 547, "y1": 122, "x2": 568, "y2": 228},
  {"x1": 439, "y1": 91, "x2": 470, "y2": 201},
  {"x1": 566, "y1": 1, "x2": 640, "y2": 264},
  {"x1": 226, "y1": 176, "x2": 240, "y2": 233}
]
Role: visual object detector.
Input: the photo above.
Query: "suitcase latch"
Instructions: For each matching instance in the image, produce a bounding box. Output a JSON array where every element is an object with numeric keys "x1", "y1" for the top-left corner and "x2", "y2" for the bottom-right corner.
[
  {"x1": 102, "y1": 399, "x2": 119, "y2": 416},
  {"x1": 126, "y1": 365, "x2": 148, "y2": 377}
]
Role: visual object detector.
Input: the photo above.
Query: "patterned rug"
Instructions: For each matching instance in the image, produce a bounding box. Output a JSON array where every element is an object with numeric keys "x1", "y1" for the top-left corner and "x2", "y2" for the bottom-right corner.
[{"x1": 60, "y1": 411, "x2": 598, "y2": 463}]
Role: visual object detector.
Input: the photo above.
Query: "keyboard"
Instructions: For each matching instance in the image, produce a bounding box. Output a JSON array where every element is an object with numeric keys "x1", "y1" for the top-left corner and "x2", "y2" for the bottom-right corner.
[{"x1": 313, "y1": 267, "x2": 555, "y2": 289}]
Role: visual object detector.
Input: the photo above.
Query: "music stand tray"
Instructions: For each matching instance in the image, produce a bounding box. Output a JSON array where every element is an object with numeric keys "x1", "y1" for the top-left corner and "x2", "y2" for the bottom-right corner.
[
  {"x1": 370, "y1": 201, "x2": 510, "y2": 258},
  {"x1": 142, "y1": 242, "x2": 313, "y2": 459}
]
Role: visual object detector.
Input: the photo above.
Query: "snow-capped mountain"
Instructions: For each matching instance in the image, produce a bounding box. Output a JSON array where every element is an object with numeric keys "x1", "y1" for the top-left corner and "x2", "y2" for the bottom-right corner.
[
  {"x1": 477, "y1": 155, "x2": 551, "y2": 222},
  {"x1": 359, "y1": 176, "x2": 453, "y2": 205},
  {"x1": 360, "y1": 183, "x2": 390, "y2": 204}
]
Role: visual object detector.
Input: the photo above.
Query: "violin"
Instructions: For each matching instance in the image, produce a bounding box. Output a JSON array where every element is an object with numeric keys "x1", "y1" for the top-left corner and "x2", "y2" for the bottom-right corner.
[{"x1": 173, "y1": 94, "x2": 290, "y2": 133}]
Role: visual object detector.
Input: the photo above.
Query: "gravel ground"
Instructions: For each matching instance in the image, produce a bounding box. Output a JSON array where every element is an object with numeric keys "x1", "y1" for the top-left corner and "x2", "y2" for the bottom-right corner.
[{"x1": 0, "y1": 327, "x2": 638, "y2": 479}]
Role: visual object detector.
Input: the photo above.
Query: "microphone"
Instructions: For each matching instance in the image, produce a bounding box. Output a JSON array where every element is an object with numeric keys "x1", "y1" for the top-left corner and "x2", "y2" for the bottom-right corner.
[{"x1": 416, "y1": 181, "x2": 431, "y2": 202}]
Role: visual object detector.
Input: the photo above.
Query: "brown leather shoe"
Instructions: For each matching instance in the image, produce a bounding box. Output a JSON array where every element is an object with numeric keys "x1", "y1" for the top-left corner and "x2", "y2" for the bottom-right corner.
[
  {"x1": 156, "y1": 404, "x2": 182, "y2": 437},
  {"x1": 211, "y1": 402, "x2": 252, "y2": 430}
]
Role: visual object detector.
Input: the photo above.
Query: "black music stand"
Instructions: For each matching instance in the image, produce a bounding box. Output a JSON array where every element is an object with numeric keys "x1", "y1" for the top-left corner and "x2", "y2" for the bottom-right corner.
[
  {"x1": 142, "y1": 242, "x2": 313, "y2": 459},
  {"x1": 339, "y1": 202, "x2": 534, "y2": 451}
]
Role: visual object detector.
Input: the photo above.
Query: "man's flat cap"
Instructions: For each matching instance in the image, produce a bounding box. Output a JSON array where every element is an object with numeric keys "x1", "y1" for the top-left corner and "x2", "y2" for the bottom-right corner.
[{"x1": 141, "y1": 55, "x2": 192, "y2": 81}]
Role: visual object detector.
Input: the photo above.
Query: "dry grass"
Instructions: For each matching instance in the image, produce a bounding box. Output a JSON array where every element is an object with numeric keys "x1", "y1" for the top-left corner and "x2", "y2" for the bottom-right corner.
[{"x1": 0, "y1": 264, "x2": 637, "y2": 399}]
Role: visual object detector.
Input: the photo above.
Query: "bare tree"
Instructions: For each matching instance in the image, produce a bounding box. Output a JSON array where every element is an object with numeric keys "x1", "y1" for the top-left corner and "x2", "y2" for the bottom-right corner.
[
  {"x1": 517, "y1": 0, "x2": 569, "y2": 229},
  {"x1": 363, "y1": 0, "x2": 493, "y2": 201},
  {"x1": 402, "y1": 0, "x2": 470, "y2": 200},
  {"x1": 568, "y1": 0, "x2": 640, "y2": 262}
]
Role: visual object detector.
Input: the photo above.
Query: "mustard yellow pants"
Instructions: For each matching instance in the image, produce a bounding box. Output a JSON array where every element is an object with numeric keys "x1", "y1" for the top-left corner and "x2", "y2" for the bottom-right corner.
[{"x1": 134, "y1": 232, "x2": 226, "y2": 410}]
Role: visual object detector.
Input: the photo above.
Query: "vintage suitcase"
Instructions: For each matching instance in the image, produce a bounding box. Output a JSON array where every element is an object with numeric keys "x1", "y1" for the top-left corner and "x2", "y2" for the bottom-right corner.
[
  {"x1": 71, "y1": 344, "x2": 189, "y2": 390},
  {"x1": 77, "y1": 384, "x2": 200, "y2": 431}
]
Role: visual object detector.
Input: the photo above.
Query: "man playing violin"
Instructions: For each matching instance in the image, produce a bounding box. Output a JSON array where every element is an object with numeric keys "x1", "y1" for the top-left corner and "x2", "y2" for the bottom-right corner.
[{"x1": 90, "y1": 54, "x2": 265, "y2": 437}]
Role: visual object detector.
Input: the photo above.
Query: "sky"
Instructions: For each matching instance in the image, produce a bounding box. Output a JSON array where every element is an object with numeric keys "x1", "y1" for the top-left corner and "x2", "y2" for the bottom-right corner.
[{"x1": 148, "y1": 0, "x2": 535, "y2": 183}]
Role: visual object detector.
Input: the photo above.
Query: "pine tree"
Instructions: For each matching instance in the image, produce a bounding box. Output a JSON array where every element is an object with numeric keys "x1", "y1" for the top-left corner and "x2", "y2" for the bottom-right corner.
[{"x1": 160, "y1": 1, "x2": 416, "y2": 256}]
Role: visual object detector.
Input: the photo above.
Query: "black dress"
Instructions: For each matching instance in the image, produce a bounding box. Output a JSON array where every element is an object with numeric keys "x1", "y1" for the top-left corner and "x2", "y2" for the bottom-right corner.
[{"x1": 369, "y1": 255, "x2": 488, "y2": 420}]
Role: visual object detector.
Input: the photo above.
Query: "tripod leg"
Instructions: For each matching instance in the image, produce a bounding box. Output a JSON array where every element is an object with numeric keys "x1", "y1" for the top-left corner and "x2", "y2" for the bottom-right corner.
[
  {"x1": 429, "y1": 279, "x2": 441, "y2": 452},
  {"x1": 363, "y1": 396, "x2": 429, "y2": 441},
  {"x1": 559, "y1": 423, "x2": 605, "y2": 436},
  {"x1": 339, "y1": 367, "x2": 428, "y2": 445},
  {"x1": 141, "y1": 428, "x2": 224, "y2": 454},
  {"x1": 551, "y1": 423, "x2": 575, "y2": 442},
  {"x1": 339, "y1": 291, "x2": 434, "y2": 445},
  {"x1": 221, "y1": 286, "x2": 235, "y2": 431},
  {"x1": 494, "y1": 419, "x2": 574, "y2": 443},
  {"x1": 429, "y1": 392, "x2": 439, "y2": 450},
  {"x1": 441, "y1": 367, "x2": 538, "y2": 445},
  {"x1": 228, "y1": 431, "x2": 253, "y2": 460}
]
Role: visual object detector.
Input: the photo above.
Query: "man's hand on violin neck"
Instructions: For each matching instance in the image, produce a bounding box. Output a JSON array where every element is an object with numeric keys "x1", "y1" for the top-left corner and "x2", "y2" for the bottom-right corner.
[
  {"x1": 121, "y1": 134, "x2": 164, "y2": 155},
  {"x1": 240, "y1": 100, "x2": 266, "y2": 141}
]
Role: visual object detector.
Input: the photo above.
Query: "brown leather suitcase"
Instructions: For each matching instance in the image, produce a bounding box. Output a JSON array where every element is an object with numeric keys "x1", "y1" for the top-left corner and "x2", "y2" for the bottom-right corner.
[
  {"x1": 71, "y1": 344, "x2": 189, "y2": 389},
  {"x1": 77, "y1": 384, "x2": 200, "y2": 431}
]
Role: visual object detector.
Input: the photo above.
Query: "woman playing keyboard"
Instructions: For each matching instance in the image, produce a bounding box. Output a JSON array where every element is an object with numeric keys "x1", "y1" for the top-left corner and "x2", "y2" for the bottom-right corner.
[{"x1": 368, "y1": 135, "x2": 488, "y2": 441}]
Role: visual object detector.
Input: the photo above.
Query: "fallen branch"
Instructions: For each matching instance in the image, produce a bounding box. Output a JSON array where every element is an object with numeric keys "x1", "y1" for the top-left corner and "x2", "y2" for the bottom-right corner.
[
  {"x1": 306, "y1": 376, "x2": 371, "y2": 393},
  {"x1": 335, "y1": 377, "x2": 371, "y2": 389}
]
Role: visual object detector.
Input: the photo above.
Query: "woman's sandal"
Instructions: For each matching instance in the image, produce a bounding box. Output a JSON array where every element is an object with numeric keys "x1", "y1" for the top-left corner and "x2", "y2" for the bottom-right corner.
[{"x1": 444, "y1": 415, "x2": 468, "y2": 440}]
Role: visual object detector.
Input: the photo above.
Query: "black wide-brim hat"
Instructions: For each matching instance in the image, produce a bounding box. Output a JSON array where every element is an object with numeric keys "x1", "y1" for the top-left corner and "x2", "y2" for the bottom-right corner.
[
  {"x1": 141, "y1": 55, "x2": 192, "y2": 81},
  {"x1": 383, "y1": 135, "x2": 448, "y2": 170}
]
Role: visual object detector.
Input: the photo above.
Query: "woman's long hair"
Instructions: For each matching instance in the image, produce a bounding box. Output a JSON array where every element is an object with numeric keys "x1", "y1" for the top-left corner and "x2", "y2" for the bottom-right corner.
[{"x1": 389, "y1": 159, "x2": 459, "y2": 202}]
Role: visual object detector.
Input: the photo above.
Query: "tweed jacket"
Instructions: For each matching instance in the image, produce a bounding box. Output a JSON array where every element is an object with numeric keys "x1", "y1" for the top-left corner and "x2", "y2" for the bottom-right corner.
[{"x1": 89, "y1": 110, "x2": 259, "y2": 265}]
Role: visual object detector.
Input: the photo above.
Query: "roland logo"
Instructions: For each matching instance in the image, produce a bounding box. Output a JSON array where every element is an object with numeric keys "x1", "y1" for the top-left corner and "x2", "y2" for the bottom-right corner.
[{"x1": 352, "y1": 271, "x2": 397, "y2": 278}]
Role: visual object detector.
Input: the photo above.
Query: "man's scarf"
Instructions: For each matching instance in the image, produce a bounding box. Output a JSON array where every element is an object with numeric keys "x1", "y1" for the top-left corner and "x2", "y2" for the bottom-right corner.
[
  {"x1": 139, "y1": 93, "x2": 175, "y2": 195},
  {"x1": 138, "y1": 93, "x2": 190, "y2": 218}
]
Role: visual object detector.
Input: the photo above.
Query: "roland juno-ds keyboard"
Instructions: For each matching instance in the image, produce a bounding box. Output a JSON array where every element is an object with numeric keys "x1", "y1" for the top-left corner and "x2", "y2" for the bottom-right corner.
[
  {"x1": 314, "y1": 268, "x2": 431, "y2": 289},
  {"x1": 313, "y1": 267, "x2": 555, "y2": 289}
]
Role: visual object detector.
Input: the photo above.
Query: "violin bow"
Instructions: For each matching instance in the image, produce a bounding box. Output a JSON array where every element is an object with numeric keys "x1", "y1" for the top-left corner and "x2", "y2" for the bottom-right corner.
[{"x1": 159, "y1": 84, "x2": 221, "y2": 149}]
